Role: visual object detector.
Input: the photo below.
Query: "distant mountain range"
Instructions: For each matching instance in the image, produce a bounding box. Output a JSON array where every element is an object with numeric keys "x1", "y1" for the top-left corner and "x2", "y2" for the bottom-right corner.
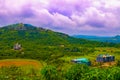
[{"x1": 73, "y1": 35, "x2": 120, "y2": 43}]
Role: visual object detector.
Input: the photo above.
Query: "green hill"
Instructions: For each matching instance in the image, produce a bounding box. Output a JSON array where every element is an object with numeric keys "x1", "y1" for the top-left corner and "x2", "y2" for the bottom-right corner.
[
  {"x1": 0, "y1": 23, "x2": 115, "y2": 46},
  {"x1": 0, "y1": 23, "x2": 119, "y2": 61},
  {"x1": 0, "y1": 23, "x2": 98, "y2": 46},
  {"x1": 0, "y1": 23, "x2": 70, "y2": 45}
]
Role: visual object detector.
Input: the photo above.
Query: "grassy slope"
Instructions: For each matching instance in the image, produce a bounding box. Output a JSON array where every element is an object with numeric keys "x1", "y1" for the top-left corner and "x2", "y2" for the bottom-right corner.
[
  {"x1": 0, "y1": 59, "x2": 45, "y2": 70},
  {"x1": 0, "y1": 59, "x2": 47, "y2": 78}
]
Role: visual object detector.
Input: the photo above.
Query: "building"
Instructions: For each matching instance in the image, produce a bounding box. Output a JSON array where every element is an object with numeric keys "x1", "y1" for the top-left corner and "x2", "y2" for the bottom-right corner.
[
  {"x1": 96, "y1": 54, "x2": 115, "y2": 62},
  {"x1": 71, "y1": 58, "x2": 91, "y2": 66},
  {"x1": 14, "y1": 43, "x2": 21, "y2": 50}
]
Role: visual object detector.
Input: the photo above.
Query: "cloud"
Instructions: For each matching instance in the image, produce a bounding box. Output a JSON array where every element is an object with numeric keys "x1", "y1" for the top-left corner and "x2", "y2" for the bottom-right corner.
[{"x1": 0, "y1": 0, "x2": 120, "y2": 36}]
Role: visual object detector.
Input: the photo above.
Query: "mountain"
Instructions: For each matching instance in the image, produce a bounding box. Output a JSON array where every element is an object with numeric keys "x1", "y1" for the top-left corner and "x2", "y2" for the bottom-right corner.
[
  {"x1": 0, "y1": 23, "x2": 70, "y2": 46},
  {"x1": 115, "y1": 35, "x2": 120, "y2": 39},
  {"x1": 0, "y1": 23, "x2": 95, "y2": 46},
  {"x1": 0, "y1": 23, "x2": 118, "y2": 46},
  {"x1": 73, "y1": 35, "x2": 120, "y2": 43},
  {"x1": 0, "y1": 23, "x2": 119, "y2": 61}
]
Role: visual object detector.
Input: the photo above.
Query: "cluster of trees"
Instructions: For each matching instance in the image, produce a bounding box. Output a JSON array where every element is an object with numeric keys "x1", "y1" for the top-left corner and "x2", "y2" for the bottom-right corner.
[
  {"x1": 1, "y1": 64, "x2": 120, "y2": 80},
  {"x1": 0, "y1": 66, "x2": 40, "y2": 80},
  {"x1": 41, "y1": 64, "x2": 120, "y2": 80},
  {"x1": 0, "y1": 44, "x2": 96, "y2": 63}
]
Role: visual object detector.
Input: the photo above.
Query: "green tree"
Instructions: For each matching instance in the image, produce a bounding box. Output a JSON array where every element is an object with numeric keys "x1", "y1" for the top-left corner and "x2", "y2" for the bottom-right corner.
[
  {"x1": 41, "y1": 65, "x2": 58, "y2": 80},
  {"x1": 65, "y1": 64, "x2": 89, "y2": 80},
  {"x1": 117, "y1": 60, "x2": 120, "y2": 66}
]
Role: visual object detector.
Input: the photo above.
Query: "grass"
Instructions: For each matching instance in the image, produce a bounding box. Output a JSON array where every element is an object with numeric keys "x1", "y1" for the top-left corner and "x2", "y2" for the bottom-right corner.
[
  {"x1": 59, "y1": 47, "x2": 120, "y2": 69},
  {"x1": 0, "y1": 59, "x2": 47, "y2": 77},
  {"x1": 0, "y1": 59, "x2": 45, "y2": 70}
]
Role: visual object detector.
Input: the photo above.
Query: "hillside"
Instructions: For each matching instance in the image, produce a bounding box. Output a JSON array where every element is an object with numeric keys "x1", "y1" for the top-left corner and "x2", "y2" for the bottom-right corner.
[
  {"x1": 0, "y1": 23, "x2": 116, "y2": 46},
  {"x1": 0, "y1": 23, "x2": 119, "y2": 61},
  {"x1": 1, "y1": 23, "x2": 94, "y2": 45},
  {"x1": 73, "y1": 35, "x2": 120, "y2": 43},
  {"x1": 0, "y1": 23, "x2": 70, "y2": 45}
]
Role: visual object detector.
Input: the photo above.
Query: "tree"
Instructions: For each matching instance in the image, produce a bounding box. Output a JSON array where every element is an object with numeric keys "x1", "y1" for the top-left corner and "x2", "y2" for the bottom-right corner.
[
  {"x1": 117, "y1": 60, "x2": 120, "y2": 66},
  {"x1": 41, "y1": 65, "x2": 58, "y2": 80},
  {"x1": 65, "y1": 64, "x2": 89, "y2": 80}
]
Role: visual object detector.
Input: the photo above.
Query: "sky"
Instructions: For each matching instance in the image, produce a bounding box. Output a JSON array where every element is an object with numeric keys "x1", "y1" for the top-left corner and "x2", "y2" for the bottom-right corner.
[{"x1": 0, "y1": 0, "x2": 120, "y2": 36}]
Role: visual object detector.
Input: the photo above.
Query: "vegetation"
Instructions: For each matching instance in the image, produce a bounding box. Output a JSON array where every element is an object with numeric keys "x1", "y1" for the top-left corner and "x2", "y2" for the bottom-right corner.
[
  {"x1": 0, "y1": 64, "x2": 120, "y2": 80},
  {"x1": 0, "y1": 23, "x2": 120, "y2": 79},
  {"x1": 41, "y1": 65, "x2": 58, "y2": 80},
  {"x1": 0, "y1": 66, "x2": 41, "y2": 80}
]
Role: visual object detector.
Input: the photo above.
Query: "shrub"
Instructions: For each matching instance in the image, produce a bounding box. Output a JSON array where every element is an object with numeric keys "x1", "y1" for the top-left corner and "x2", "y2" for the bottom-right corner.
[
  {"x1": 65, "y1": 64, "x2": 89, "y2": 80},
  {"x1": 41, "y1": 65, "x2": 58, "y2": 80}
]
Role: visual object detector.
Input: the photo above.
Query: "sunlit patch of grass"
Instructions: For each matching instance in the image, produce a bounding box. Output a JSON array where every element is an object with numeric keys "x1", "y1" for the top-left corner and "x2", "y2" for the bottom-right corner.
[{"x1": 0, "y1": 59, "x2": 45, "y2": 70}]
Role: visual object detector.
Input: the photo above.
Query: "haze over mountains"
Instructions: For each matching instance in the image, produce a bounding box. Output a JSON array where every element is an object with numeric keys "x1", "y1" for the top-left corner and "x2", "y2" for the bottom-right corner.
[{"x1": 73, "y1": 35, "x2": 120, "y2": 43}]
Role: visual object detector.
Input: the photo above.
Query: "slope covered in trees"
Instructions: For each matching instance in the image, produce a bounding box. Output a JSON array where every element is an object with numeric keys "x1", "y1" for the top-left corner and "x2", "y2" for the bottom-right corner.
[
  {"x1": 0, "y1": 23, "x2": 118, "y2": 47},
  {"x1": 0, "y1": 23, "x2": 119, "y2": 61}
]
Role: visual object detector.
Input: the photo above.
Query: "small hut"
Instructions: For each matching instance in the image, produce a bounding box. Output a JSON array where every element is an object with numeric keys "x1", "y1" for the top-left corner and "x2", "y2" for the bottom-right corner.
[
  {"x1": 96, "y1": 54, "x2": 115, "y2": 62},
  {"x1": 14, "y1": 43, "x2": 21, "y2": 50}
]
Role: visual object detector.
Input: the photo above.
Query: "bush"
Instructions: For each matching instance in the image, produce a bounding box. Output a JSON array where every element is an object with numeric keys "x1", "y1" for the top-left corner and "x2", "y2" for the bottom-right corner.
[
  {"x1": 65, "y1": 64, "x2": 89, "y2": 80},
  {"x1": 0, "y1": 66, "x2": 41, "y2": 80},
  {"x1": 117, "y1": 60, "x2": 120, "y2": 66},
  {"x1": 41, "y1": 65, "x2": 58, "y2": 80}
]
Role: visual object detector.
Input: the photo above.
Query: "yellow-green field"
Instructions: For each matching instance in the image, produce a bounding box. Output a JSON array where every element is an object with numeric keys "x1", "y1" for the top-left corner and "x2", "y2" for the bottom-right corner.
[{"x1": 0, "y1": 59, "x2": 45, "y2": 70}]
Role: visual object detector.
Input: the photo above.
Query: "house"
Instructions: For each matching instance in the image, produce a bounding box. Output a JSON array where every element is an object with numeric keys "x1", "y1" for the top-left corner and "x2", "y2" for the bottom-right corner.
[
  {"x1": 14, "y1": 43, "x2": 21, "y2": 50},
  {"x1": 71, "y1": 58, "x2": 91, "y2": 66},
  {"x1": 96, "y1": 54, "x2": 115, "y2": 62}
]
